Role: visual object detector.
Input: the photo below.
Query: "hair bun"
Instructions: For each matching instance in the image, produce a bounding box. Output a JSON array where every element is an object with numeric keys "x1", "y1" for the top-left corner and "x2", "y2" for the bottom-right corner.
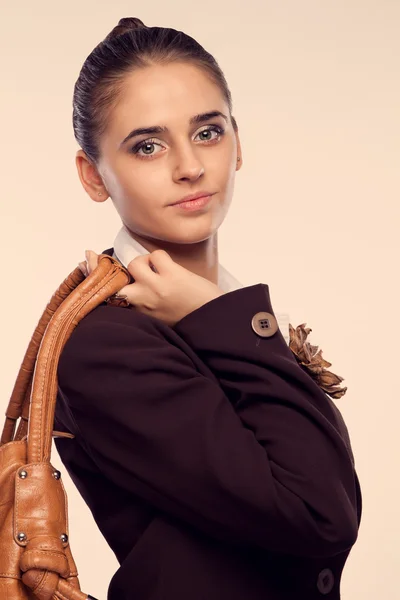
[{"x1": 105, "y1": 17, "x2": 147, "y2": 42}]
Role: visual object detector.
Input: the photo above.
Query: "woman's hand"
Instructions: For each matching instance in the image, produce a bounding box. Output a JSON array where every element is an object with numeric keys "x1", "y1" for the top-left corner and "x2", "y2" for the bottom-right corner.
[{"x1": 78, "y1": 249, "x2": 225, "y2": 326}]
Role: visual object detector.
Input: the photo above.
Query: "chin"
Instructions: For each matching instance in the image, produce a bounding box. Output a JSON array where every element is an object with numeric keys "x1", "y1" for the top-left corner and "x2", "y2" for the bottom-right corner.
[
  {"x1": 177, "y1": 208, "x2": 227, "y2": 240},
  {"x1": 173, "y1": 219, "x2": 224, "y2": 245}
]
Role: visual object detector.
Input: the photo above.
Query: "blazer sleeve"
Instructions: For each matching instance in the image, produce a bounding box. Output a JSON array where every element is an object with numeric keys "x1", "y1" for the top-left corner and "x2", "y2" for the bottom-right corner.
[{"x1": 57, "y1": 283, "x2": 360, "y2": 559}]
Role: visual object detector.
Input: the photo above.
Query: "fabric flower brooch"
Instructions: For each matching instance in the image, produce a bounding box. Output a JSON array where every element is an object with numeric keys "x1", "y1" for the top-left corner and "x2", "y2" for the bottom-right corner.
[{"x1": 288, "y1": 323, "x2": 347, "y2": 400}]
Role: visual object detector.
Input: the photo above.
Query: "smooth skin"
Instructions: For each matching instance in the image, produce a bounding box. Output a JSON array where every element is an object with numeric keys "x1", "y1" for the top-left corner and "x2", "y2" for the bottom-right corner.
[{"x1": 76, "y1": 62, "x2": 243, "y2": 325}]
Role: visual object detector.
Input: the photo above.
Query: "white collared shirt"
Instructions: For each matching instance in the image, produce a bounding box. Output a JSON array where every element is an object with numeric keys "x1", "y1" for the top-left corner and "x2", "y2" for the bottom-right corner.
[{"x1": 113, "y1": 225, "x2": 291, "y2": 344}]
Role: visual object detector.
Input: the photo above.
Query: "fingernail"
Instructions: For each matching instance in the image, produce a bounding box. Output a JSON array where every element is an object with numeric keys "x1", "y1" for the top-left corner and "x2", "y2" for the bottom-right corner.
[
  {"x1": 85, "y1": 250, "x2": 90, "y2": 261},
  {"x1": 78, "y1": 261, "x2": 88, "y2": 276}
]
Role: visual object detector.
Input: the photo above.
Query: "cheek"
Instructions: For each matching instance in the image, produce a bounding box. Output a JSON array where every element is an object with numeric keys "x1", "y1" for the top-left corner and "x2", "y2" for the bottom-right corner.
[
  {"x1": 214, "y1": 155, "x2": 237, "y2": 193},
  {"x1": 214, "y1": 141, "x2": 237, "y2": 175},
  {"x1": 118, "y1": 173, "x2": 167, "y2": 224},
  {"x1": 123, "y1": 161, "x2": 167, "y2": 194}
]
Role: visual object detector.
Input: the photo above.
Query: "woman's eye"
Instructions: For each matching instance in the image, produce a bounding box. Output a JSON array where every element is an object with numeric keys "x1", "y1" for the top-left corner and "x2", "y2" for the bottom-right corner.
[
  {"x1": 195, "y1": 126, "x2": 224, "y2": 142},
  {"x1": 132, "y1": 138, "x2": 162, "y2": 158},
  {"x1": 131, "y1": 125, "x2": 225, "y2": 159}
]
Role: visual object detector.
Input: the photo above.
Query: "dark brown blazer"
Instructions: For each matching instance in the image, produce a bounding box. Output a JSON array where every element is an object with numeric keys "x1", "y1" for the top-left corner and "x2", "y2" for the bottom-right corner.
[{"x1": 54, "y1": 246, "x2": 362, "y2": 600}]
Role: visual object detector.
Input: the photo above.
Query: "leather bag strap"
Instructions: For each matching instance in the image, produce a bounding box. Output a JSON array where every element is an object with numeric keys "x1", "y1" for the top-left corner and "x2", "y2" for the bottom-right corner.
[
  {"x1": 1, "y1": 264, "x2": 84, "y2": 446},
  {"x1": 1, "y1": 254, "x2": 131, "y2": 460}
]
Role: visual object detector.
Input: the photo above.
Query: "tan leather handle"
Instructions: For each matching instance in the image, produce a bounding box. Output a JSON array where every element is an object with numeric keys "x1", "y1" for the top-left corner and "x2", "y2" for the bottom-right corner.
[
  {"x1": 27, "y1": 254, "x2": 131, "y2": 463},
  {"x1": 54, "y1": 578, "x2": 98, "y2": 600},
  {"x1": 1, "y1": 254, "x2": 131, "y2": 458},
  {"x1": 1, "y1": 267, "x2": 86, "y2": 445},
  {"x1": 22, "y1": 568, "x2": 98, "y2": 599}
]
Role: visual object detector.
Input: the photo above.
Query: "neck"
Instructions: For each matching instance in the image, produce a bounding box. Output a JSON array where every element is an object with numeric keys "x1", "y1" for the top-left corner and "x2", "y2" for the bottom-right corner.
[{"x1": 125, "y1": 228, "x2": 220, "y2": 286}]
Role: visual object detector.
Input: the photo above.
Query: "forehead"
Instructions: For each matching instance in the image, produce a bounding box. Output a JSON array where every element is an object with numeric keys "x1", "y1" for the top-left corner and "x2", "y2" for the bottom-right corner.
[{"x1": 110, "y1": 62, "x2": 225, "y2": 133}]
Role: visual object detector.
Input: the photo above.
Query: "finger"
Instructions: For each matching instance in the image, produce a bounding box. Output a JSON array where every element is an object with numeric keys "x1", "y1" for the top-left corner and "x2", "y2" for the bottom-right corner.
[
  {"x1": 78, "y1": 261, "x2": 88, "y2": 276},
  {"x1": 85, "y1": 250, "x2": 99, "y2": 274},
  {"x1": 127, "y1": 250, "x2": 172, "y2": 279},
  {"x1": 114, "y1": 281, "x2": 145, "y2": 306},
  {"x1": 147, "y1": 249, "x2": 174, "y2": 275},
  {"x1": 127, "y1": 254, "x2": 160, "y2": 283}
]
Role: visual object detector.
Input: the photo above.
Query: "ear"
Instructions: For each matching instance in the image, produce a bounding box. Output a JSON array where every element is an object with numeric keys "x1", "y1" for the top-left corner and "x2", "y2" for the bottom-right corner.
[
  {"x1": 234, "y1": 128, "x2": 243, "y2": 171},
  {"x1": 75, "y1": 150, "x2": 109, "y2": 202}
]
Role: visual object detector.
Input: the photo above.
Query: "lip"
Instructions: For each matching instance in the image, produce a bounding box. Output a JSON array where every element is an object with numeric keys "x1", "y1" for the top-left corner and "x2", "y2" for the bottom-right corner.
[
  {"x1": 169, "y1": 191, "x2": 215, "y2": 206},
  {"x1": 170, "y1": 194, "x2": 214, "y2": 212}
]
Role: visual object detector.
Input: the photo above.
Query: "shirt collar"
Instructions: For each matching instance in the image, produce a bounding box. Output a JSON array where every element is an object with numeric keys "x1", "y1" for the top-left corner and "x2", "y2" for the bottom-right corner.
[
  {"x1": 112, "y1": 225, "x2": 290, "y2": 344},
  {"x1": 113, "y1": 225, "x2": 244, "y2": 294}
]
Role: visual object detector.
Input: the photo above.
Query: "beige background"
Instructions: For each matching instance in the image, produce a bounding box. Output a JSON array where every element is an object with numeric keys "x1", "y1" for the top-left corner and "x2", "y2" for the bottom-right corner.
[{"x1": 1, "y1": 1, "x2": 399, "y2": 598}]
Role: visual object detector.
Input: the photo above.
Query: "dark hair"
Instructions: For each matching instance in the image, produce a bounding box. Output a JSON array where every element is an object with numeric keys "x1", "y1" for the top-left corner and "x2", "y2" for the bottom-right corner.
[{"x1": 72, "y1": 17, "x2": 238, "y2": 165}]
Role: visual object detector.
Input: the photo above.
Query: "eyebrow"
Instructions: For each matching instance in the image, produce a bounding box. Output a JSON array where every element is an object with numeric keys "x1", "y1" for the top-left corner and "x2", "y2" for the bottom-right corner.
[{"x1": 119, "y1": 110, "x2": 229, "y2": 147}]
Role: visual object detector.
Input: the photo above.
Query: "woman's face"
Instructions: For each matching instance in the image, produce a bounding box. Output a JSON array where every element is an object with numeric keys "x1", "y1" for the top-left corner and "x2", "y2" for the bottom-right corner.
[{"x1": 80, "y1": 62, "x2": 242, "y2": 246}]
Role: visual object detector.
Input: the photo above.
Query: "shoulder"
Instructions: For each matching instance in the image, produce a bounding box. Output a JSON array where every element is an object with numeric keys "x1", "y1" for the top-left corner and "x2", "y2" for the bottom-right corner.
[
  {"x1": 57, "y1": 303, "x2": 200, "y2": 386},
  {"x1": 56, "y1": 303, "x2": 208, "y2": 414},
  {"x1": 62, "y1": 304, "x2": 177, "y2": 353}
]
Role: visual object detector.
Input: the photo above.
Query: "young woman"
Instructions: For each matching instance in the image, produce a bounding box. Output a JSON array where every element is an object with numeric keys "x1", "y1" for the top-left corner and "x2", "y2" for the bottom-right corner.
[{"x1": 54, "y1": 17, "x2": 362, "y2": 600}]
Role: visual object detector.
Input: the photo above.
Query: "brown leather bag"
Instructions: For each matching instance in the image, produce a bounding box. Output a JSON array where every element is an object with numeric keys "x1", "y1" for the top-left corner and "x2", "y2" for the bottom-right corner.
[{"x1": 0, "y1": 254, "x2": 130, "y2": 599}]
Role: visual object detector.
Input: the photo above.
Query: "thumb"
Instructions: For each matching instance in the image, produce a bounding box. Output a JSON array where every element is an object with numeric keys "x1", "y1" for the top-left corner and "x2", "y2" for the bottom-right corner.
[{"x1": 108, "y1": 283, "x2": 137, "y2": 308}]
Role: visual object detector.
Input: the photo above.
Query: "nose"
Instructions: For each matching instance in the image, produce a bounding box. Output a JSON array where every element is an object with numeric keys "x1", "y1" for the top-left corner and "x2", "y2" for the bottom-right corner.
[{"x1": 172, "y1": 148, "x2": 205, "y2": 182}]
